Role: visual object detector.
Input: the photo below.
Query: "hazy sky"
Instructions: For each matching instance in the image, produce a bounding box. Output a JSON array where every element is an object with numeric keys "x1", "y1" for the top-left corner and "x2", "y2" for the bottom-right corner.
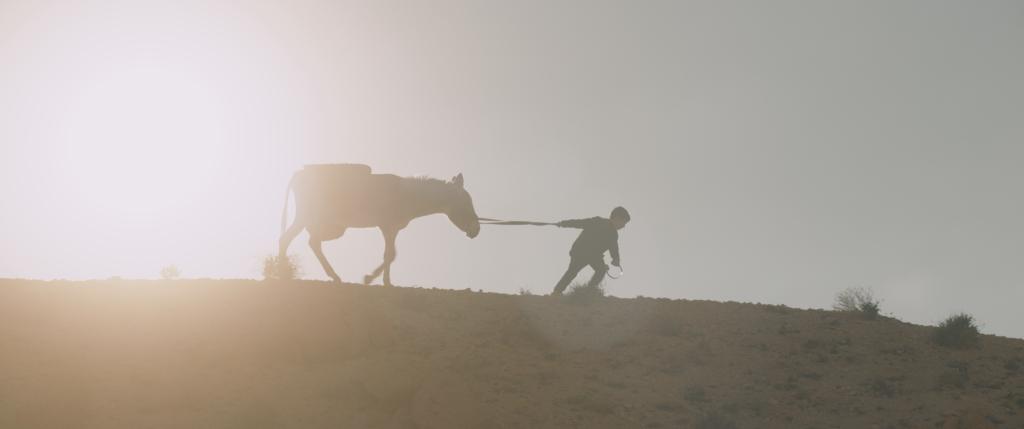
[{"x1": 1, "y1": 1, "x2": 1022, "y2": 338}]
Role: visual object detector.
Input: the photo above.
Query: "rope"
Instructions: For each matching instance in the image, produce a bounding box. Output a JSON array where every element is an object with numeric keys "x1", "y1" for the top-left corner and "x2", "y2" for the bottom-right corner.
[
  {"x1": 477, "y1": 217, "x2": 624, "y2": 280},
  {"x1": 477, "y1": 217, "x2": 555, "y2": 226}
]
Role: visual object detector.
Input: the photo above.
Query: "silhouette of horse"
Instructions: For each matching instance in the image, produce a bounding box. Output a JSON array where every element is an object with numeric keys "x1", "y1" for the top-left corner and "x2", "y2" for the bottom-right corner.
[{"x1": 278, "y1": 164, "x2": 481, "y2": 286}]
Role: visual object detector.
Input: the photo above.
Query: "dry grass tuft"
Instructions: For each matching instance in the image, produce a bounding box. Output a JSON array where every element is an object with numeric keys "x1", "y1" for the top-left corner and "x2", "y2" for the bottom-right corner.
[{"x1": 263, "y1": 254, "x2": 300, "y2": 280}]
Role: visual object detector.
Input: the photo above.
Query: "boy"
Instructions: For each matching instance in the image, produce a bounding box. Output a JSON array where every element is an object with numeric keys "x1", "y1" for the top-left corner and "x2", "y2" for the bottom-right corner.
[{"x1": 551, "y1": 206, "x2": 631, "y2": 295}]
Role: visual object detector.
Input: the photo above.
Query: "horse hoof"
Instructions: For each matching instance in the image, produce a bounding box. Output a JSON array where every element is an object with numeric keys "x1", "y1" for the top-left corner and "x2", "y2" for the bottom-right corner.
[{"x1": 363, "y1": 275, "x2": 374, "y2": 285}]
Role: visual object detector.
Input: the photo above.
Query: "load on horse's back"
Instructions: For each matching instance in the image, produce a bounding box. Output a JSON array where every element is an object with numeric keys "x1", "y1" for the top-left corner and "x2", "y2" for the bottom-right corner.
[{"x1": 279, "y1": 164, "x2": 481, "y2": 286}]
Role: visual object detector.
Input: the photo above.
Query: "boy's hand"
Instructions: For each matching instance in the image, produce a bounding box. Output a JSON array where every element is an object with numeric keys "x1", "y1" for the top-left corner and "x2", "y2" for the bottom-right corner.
[{"x1": 611, "y1": 260, "x2": 621, "y2": 268}]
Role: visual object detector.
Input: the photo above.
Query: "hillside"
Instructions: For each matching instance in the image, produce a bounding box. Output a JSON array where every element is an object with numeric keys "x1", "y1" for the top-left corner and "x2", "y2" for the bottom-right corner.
[{"x1": 1, "y1": 279, "x2": 1022, "y2": 428}]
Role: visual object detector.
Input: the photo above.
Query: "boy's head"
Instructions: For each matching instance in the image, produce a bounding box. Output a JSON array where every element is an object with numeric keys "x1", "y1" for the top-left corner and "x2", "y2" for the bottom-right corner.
[{"x1": 610, "y1": 206, "x2": 630, "y2": 230}]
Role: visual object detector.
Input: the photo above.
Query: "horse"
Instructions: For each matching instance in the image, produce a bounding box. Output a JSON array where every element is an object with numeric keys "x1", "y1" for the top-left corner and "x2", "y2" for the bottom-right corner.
[{"x1": 278, "y1": 164, "x2": 481, "y2": 286}]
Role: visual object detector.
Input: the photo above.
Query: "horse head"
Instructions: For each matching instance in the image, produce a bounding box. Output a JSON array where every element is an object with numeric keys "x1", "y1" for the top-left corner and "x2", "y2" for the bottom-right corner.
[{"x1": 445, "y1": 173, "x2": 480, "y2": 238}]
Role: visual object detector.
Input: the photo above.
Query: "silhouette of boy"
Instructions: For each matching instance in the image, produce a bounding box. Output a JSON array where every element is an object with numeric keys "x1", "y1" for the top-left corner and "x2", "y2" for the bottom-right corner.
[{"x1": 551, "y1": 206, "x2": 630, "y2": 296}]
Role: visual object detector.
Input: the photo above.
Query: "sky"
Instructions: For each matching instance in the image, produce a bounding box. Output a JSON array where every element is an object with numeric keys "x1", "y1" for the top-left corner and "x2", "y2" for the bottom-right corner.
[{"x1": 1, "y1": 1, "x2": 1022, "y2": 338}]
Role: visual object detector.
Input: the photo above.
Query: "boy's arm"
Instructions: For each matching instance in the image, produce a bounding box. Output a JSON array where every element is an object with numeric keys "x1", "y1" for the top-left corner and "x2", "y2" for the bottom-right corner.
[
  {"x1": 556, "y1": 218, "x2": 596, "y2": 229},
  {"x1": 610, "y1": 240, "x2": 621, "y2": 267}
]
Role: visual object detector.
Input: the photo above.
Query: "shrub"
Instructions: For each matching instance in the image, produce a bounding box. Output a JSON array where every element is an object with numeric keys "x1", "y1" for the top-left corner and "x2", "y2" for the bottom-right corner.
[
  {"x1": 564, "y1": 281, "x2": 605, "y2": 305},
  {"x1": 833, "y1": 287, "x2": 881, "y2": 319},
  {"x1": 859, "y1": 300, "x2": 880, "y2": 320},
  {"x1": 263, "y1": 254, "x2": 300, "y2": 280},
  {"x1": 160, "y1": 265, "x2": 181, "y2": 280},
  {"x1": 934, "y1": 313, "x2": 980, "y2": 349},
  {"x1": 518, "y1": 287, "x2": 533, "y2": 296}
]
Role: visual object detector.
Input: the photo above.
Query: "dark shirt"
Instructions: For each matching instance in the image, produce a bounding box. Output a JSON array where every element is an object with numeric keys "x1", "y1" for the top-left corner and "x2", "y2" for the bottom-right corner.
[{"x1": 558, "y1": 217, "x2": 620, "y2": 264}]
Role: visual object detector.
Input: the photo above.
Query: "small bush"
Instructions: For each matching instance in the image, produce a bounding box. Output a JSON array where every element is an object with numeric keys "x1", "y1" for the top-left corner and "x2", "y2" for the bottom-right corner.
[
  {"x1": 518, "y1": 287, "x2": 533, "y2": 296},
  {"x1": 833, "y1": 287, "x2": 881, "y2": 319},
  {"x1": 160, "y1": 265, "x2": 181, "y2": 280},
  {"x1": 859, "y1": 300, "x2": 880, "y2": 320},
  {"x1": 934, "y1": 313, "x2": 980, "y2": 349},
  {"x1": 263, "y1": 254, "x2": 300, "y2": 280},
  {"x1": 563, "y1": 281, "x2": 605, "y2": 305}
]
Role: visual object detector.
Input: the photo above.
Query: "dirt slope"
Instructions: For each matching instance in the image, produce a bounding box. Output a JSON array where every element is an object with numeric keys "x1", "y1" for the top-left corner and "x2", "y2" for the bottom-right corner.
[{"x1": 1, "y1": 279, "x2": 1022, "y2": 428}]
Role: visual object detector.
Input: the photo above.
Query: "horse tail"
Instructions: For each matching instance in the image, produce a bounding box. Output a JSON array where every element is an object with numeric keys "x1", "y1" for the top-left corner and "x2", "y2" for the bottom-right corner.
[{"x1": 281, "y1": 174, "x2": 295, "y2": 236}]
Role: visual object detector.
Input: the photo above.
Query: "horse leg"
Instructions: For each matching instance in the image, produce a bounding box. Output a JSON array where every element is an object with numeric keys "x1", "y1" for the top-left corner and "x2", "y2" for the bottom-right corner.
[
  {"x1": 364, "y1": 227, "x2": 398, "y2": 286},
  {"x1": 309, "y1": 234, "x2": 341, "y2": 283},
  {"x1": 279, "y1": 221, "x2": 304, "y2": 259},
  {"x1": 381, "y1": 229, "x2": 398, "y2": 287}
]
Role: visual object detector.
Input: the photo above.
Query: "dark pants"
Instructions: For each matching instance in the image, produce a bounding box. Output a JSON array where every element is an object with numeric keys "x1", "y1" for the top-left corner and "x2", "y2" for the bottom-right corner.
[{"x1": 552, "y1": 255, "x2": 608, "y2": 295}]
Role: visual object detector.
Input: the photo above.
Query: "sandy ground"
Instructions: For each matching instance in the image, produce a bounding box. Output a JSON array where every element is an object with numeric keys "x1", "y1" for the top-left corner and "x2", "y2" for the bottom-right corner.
[{"x1": 1, "y1": 279, "x2": 1022, "y2": 428}]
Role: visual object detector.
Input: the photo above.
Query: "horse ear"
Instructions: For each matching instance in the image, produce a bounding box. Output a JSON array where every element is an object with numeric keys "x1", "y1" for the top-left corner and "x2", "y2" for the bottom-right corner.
[{"x1": 452, "y1": 173, "x2": 464, "y2": 188}]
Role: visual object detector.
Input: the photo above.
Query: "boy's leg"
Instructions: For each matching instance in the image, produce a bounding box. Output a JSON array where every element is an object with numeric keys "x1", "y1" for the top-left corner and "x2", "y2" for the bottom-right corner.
[
  {"x1": 552, "y1": 258, "x2": 587, "y2": 295},
  {"x1": 586, "y1": 260, "x2": 609, "y2": 288}
]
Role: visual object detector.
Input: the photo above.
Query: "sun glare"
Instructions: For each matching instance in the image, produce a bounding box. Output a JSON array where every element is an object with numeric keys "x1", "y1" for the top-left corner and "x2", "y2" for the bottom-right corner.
[{"x1": 56, "y1": 63, "x2": 229, "y2": 218}]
